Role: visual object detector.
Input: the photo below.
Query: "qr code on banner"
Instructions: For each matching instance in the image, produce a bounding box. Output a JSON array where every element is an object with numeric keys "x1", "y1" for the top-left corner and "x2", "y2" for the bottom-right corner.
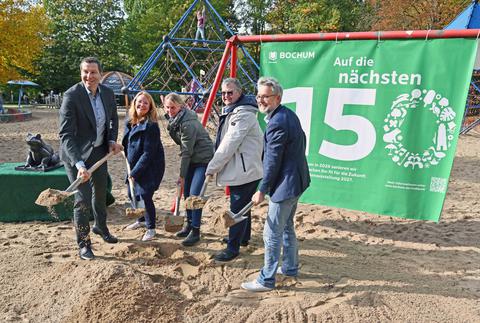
[{"x1": 430, "y1": 177, "x2": 447, "y2": 193}]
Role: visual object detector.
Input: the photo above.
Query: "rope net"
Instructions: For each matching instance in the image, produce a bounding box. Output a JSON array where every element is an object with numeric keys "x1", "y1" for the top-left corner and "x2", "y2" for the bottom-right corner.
[{"x1": 131, "y1": 0, "x2": 259, "y2": 132}]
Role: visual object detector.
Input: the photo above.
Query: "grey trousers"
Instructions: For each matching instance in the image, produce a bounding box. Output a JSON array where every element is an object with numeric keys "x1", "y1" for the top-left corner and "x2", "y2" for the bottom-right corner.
[{"x1": 64, "y1": 146, "x2": 109, "y2": 247}]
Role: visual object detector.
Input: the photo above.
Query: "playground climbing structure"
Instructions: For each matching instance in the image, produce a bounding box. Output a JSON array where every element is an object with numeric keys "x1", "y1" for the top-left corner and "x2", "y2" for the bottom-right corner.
[{"x1": 124, "y1": 0, "x2": 259, "y2": 128}]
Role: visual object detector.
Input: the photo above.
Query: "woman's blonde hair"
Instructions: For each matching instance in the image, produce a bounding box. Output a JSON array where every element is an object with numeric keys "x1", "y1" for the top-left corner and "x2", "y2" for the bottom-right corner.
[
  {"x1": 163, "y1": 92, "x2": 185, "y2": 107},
  {"x1": 128, "y1": 91, "x2": 158, "y2": 125}
]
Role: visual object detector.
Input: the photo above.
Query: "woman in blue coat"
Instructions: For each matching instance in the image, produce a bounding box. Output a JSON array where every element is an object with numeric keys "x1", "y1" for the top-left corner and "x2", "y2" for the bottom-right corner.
[{"x1": 123, "y1": 91, "x2": 165, "y2": 241}]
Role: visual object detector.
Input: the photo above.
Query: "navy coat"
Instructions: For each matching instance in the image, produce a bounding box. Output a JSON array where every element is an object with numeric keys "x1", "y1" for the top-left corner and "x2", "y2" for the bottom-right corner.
[
  {"x1": 122, "y1": 120, "x2": 165, "y2": 195},
  {"x1": 259, "y1": 105, "x2": 310, "y2": 203}
]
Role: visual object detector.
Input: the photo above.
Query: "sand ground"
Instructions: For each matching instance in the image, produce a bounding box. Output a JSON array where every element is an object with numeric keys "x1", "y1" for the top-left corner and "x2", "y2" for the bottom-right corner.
[{"x1": 0, "y1": 108, "x2": 479, "y2": 322}]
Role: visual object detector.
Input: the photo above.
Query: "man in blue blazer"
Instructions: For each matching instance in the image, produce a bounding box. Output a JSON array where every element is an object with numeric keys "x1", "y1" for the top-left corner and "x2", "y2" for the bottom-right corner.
[
  {"x1": 241, "y1": 76, "x2": 310, "y2": 292},
  {"x1": 59, "y1": 57, "x2": 123, "y2": 260}
]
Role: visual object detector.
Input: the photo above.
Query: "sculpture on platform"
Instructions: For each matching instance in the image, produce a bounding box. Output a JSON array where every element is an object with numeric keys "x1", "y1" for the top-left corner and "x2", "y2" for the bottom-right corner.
[{"x1": 16, "y1": 133, "x2": 62, "y2": 171}]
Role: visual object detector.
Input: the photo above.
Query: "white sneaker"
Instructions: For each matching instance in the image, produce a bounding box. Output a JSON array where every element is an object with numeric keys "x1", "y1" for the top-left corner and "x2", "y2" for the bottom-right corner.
[
  {"x1": 240, "y1": 280, "x2": 272, "y2": 292},
  {"x1": 142, "y1": 229, "x2": 156, "y2": 241},
  {"x1": 125, "y1": 221, "x2": 146, "y2": 230}
]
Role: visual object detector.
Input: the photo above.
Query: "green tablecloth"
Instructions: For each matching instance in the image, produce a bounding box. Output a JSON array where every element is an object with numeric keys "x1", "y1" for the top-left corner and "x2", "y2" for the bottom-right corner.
[{"x1": 0, "y1": 163, "x2": 72, "y2": 222}]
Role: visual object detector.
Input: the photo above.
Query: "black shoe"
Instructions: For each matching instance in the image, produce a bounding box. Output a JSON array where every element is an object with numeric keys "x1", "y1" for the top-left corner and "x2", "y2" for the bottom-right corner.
[
  {"x1": 79, "y1": 246, "x2": 95, "y2": 260},
  {"x1": 222, "y1": 237, "x2": 248, "y2": 247},
  {"x1": 182, "y1": 228, "x2": 200, "y2": 246},
  {"x1": 214, "y1": 249, "x2": 239, "y2": 262},
  {"x1": 176, "y1": 222, "x2": 192, "y2": 238},
  {"x1": 92, "y1": 226, "x2": 118, "y2": 244},
  {"x1": 240, "y1": 241, "x2": 249, "y2": 247}
]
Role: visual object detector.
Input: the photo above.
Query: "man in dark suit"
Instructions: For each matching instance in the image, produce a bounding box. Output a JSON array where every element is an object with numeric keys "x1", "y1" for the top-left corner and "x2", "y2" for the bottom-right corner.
[
  {"x1": 59, "y1": 57, "x2": 123, "y2": 260},
  {"x1": 241, "y1": 76, "x2": 310, "y2": 292}
]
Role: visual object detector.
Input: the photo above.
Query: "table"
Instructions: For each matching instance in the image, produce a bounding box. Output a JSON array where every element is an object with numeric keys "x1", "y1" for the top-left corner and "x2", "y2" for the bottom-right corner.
[{"x1": 0, "y1": 163, "x2": 71, "y2": 222}]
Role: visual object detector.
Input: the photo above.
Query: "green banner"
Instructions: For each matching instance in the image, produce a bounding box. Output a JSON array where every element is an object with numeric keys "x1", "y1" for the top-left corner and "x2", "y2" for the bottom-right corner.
[{"x1": 260, "y1": 39, "x2": 477, "y2": 221}]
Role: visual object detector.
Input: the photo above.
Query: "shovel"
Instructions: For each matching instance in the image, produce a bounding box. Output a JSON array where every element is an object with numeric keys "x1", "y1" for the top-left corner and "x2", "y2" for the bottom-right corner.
[
  {"x1": 222, "y1": 201, "x2": 254, "y2": 229},
  {"x1": 122, "y1": 152, "x2": 146, "y2": 218},
  {"x1": 164, "y1": 182, "x2": 185, "y2": 232},
  {"x1": 184, "y1": 175, "x2": 211, "y2": 210},
  {"x1": 35, "y1": 151, "x2": 115, "y2": 207}
]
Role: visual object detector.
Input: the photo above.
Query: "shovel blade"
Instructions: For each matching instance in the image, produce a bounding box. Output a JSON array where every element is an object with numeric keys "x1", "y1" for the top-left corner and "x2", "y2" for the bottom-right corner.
[
  {"x1": 185, "y1": 195, "x2": 208, "y2": 210},
  {"x1": 35, "y1": 188, "x2": 75, "y2": 207},
  {"x1": 220, "y1": 200, "x2": 253, "y2": 228},
  {"x1": 137, "y1": 196, "x2": 146, "y2": 209},
  {"x1": 233, "y1": 215, "x2": 248, "y2": 224},
  {"x1": 164, "y1": 215, "x2": 184, "y2": 232},
  {"x1": 222, "y1": 211, "x2": 248, "y2": 229},
  {"x1": 126, "y1": 194, "x2": 146, "y2": 218},
  {"x1": 125, "y1": 207, "x2": 146, "y2": 218}
]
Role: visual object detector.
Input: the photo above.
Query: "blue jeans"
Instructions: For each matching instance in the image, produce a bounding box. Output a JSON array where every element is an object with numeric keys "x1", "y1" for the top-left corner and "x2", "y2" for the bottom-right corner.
[
  {"x1": 134, "y1": 191, "x2": 156, "y2": 229},
  {"x1": 184, "y1": 165, "x2": 206, "y2": 228},
  {"x1": 195, "y1": 27, "x2": 205, "y2": 41},
  {"x1": 257, "y1": 196, "x2": 300, "y2": 288},
  {"x1": 227, "y1": 180, "x2": 260, "y2": 254}
]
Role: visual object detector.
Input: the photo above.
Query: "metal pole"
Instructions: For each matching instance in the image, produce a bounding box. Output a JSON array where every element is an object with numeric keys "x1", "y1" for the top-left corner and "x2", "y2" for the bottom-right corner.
[
  {"x1": 230, "y1": 44, "x2": 237, "y2": 78},
  {"x1": 235, "y1": 29, "x2": 480, "y2": 43},
  {"x1": 201, "y1": 41, "x2": 232, "y2": 126}
]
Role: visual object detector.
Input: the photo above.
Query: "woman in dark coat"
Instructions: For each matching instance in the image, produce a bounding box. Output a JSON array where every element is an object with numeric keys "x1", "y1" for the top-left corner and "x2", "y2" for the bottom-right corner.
[
  {"x1": 163, "y1": 93, "x2": 214, "y2": 246},
  {"x1": 123, "y1": 91, "x2": 165, "y2": 241}
]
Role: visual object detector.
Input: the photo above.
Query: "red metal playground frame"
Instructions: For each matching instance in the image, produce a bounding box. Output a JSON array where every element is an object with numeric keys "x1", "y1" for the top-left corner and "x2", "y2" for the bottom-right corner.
[{"x1": 200, "y1": 29, "x2": 480, "y2": 127}]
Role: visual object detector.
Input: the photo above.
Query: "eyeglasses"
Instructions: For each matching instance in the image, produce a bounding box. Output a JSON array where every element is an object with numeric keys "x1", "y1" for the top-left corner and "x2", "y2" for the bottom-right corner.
[
  {"x1": 256, "y1": 94, "x2": 276, "y2": 101},
  {"x1": 221, "y1": 91, "x2": 234, "y2": 96}
]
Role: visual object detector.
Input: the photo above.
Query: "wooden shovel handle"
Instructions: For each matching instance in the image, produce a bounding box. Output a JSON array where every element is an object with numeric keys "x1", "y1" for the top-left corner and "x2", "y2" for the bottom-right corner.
[
  {"x1": 174, "y1": 182, "x2": 182, "y2": 216},
  {"x1": 89, "y1": 151, "x2": 115, "y2": 174},
  {"x1": 122, "y1": 151, "x2": 137, "y2": 208},
  {"x1": 121, "y1": 151, "x2": 131, "y2": 173},
  {"x1": 199, "y1": 175, "x2": 211, "y2": 197},
  {"x1": 65, "y1": 151, "x2": 115, "y2": 192}
]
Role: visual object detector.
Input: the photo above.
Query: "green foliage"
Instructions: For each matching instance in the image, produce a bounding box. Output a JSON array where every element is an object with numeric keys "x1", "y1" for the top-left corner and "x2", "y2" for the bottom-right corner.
[
  {"x1": 265, "y1": 0, "x2": 374, "y2": 33},
  {"x1": 35, "y1": 0, "x2": 125, "y2": 91},
  {"x1": 123, "y1": 0, "x2": 189, "y2": 69},
  {"x1": 9, "y1": 0, "x2": 473, "y2": 94},
  {"x1": 123, "y1": 0, "x2": 235, "y2": 69},
  {"x1": 234, "y1": 0, "x2": 374, "y2": 62},
  {"x1": 235, "y1": 0, "x2": 272, "y2": 35}
]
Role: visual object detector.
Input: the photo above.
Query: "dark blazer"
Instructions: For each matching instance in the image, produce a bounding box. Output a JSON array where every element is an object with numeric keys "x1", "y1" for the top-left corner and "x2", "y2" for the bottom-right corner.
[
  {"x1": 59, "y1": 82, "x2": 118, "y2": 166},
  {"x1": 122, "y1": 120, "x2": 165, "y2": 195},
  {"x1": 259, "y1": 105, "x2": 310, "y2": 203}
]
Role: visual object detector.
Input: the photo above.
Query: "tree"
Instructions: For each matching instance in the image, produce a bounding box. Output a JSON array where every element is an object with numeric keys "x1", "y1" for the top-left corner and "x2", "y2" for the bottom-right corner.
[
  {"x1": 234, "y1": 0, "x2": 272, "y2": 35},
  {"x1": 0, "y1": 0, "x2": 48, "y2": 83},
  {"x1": 265, "y1": 0, "x2": 374, "y2": 34},
  {"x1": 35, "y1": 0, "x2": 126, "y2": 91},
  {"x1": 232, "y1": 0, "x2": 374, "y2": 63},
  {"x1": 122, "y1": 0, "x2": 236, "y2": 68},
  {"x1": 123, "y1": 0, "x2": 189, "y2": 68},
  {"x1": 369, "y1": 0, "x2": 471, "y2": 31}
]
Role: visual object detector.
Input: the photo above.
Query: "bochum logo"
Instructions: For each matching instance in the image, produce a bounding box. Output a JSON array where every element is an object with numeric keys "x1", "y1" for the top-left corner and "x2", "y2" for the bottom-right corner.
[
  {"x1": 268, "y1": 51, "x2": 315, "y2": 63},
  {"x1": 268, "y1": 51, "x2": 278, "y2": 63}
]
